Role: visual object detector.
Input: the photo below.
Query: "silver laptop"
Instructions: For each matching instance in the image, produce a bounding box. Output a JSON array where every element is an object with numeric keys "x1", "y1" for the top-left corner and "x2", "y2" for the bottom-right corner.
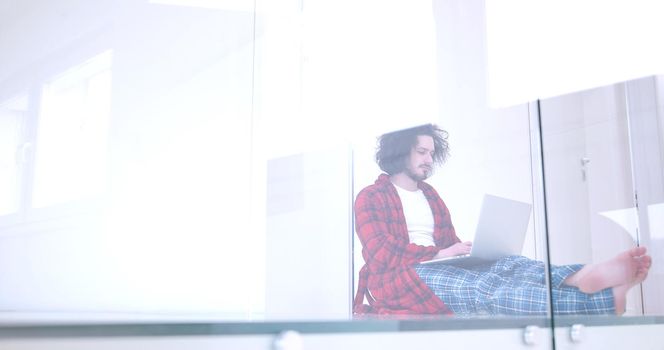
[{"x1": 419, "y1": 194, "x2": 532, "y2": 266}]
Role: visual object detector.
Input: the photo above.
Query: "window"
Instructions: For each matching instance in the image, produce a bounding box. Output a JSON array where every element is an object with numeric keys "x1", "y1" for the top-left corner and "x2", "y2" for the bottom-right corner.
[{"x1": 0, "y1": 50, "x2": 113, "y2": 229}]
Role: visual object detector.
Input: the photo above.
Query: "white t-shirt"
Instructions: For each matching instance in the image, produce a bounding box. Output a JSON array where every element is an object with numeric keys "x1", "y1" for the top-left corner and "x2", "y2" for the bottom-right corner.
[{"x1": 394, "y1": 184, "x2": 435, "y2": 247}]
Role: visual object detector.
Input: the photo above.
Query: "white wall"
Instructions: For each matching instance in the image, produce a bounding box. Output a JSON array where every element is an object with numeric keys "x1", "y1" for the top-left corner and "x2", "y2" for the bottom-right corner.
[{"x1": 429, "y1": 0, "x2": 534, "y2": 246}]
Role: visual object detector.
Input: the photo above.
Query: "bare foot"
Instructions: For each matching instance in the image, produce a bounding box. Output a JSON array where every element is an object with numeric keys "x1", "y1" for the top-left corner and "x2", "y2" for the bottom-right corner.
[
  {"x1": 612, "y1": 255, "x2": 652, "y2": 315},
  {"x1": 612, "y1": 284, "x2": 630, "y2": 315},
  {"x1": 565, "y1": 247, "x2": 649, "y2": 294}
]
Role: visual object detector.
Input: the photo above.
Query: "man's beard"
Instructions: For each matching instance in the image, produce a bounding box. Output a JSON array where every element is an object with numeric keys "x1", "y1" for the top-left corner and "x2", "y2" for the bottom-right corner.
[{"x1": 405, "y1": 166, "x2": 431, "y2": 182}]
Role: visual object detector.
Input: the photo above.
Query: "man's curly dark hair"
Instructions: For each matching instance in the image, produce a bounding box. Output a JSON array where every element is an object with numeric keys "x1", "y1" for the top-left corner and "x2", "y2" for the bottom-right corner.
[{"x1": 375, "y1": 124, "x2": 450, "y2": 175}]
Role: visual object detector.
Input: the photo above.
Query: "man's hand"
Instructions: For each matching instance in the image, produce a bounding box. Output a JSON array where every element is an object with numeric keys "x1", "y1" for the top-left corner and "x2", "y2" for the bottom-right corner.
[{"x1": 434, "y1": 241, "x2": 473, "y2": 259}]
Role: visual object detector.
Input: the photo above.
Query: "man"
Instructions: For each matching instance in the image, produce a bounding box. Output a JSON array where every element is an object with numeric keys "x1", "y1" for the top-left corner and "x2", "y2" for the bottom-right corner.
[{"x1": 353, "y1": 124, "x2": 652, "y2": 315}]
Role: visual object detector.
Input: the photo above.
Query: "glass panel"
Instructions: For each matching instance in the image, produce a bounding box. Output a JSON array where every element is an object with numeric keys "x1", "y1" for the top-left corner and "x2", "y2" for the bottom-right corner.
[
  {"x1": 0, "y1": 0, "x2": 559, "y2": 330},
  {"x1": 0, "y1": 1, "x2": 258, "y2": 319},
  {"x1": 3, "y1": 1, "x2": 664, "y2": 348},
  {"x1": 540, "y1": 76, "x2": 662, "y2": 325},
  {"x1": 267, "y1": 0, "x2": 551, "y2": 323},
  {"x1": 625, "y1": 76, "x2": 664, "y2": 316}
]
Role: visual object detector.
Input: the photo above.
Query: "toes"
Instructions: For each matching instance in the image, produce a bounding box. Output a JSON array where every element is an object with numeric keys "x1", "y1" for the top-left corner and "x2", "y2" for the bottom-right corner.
[
  {"x1": 630, "y1": 246, "x2": 647, "y2": 257},
  {"x1": 638, "y1": 255, "x2": 652, "y2": 269}
]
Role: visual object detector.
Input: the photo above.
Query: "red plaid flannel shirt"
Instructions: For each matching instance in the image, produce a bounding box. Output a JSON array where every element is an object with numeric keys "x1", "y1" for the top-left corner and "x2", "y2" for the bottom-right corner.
[{"x1": 353, "y1": 174, "x2": 461, "y2": 315}]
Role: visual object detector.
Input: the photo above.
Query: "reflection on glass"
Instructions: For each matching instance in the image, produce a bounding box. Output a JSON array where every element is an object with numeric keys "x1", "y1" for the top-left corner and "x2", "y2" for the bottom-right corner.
[
  {"x1": 0, "y1": 94, "x2": 27, "y2": 216},
  {"x1": 0, "y1": 0, "x2": 263, "y2": 319},
  {"x1": 32, "y1": 50, "x2": 113, "y2": 208}
]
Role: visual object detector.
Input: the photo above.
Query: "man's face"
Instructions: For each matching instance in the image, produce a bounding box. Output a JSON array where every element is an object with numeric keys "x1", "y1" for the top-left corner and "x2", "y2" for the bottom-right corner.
[{"x1": 404, "y1": 135, "x2": 435, "y2": 181}]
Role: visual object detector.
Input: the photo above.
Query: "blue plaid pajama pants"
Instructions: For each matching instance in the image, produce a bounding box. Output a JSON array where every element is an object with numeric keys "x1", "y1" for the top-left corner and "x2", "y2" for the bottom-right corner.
[{"x1": 414, "y1": 255, "x2": 615, "y2": 315}]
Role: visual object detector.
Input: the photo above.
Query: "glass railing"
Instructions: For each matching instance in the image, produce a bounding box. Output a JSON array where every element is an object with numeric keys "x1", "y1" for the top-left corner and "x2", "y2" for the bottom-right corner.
[{"x1": 0, "y1": 1, "x2": 662, "y2": 349}]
